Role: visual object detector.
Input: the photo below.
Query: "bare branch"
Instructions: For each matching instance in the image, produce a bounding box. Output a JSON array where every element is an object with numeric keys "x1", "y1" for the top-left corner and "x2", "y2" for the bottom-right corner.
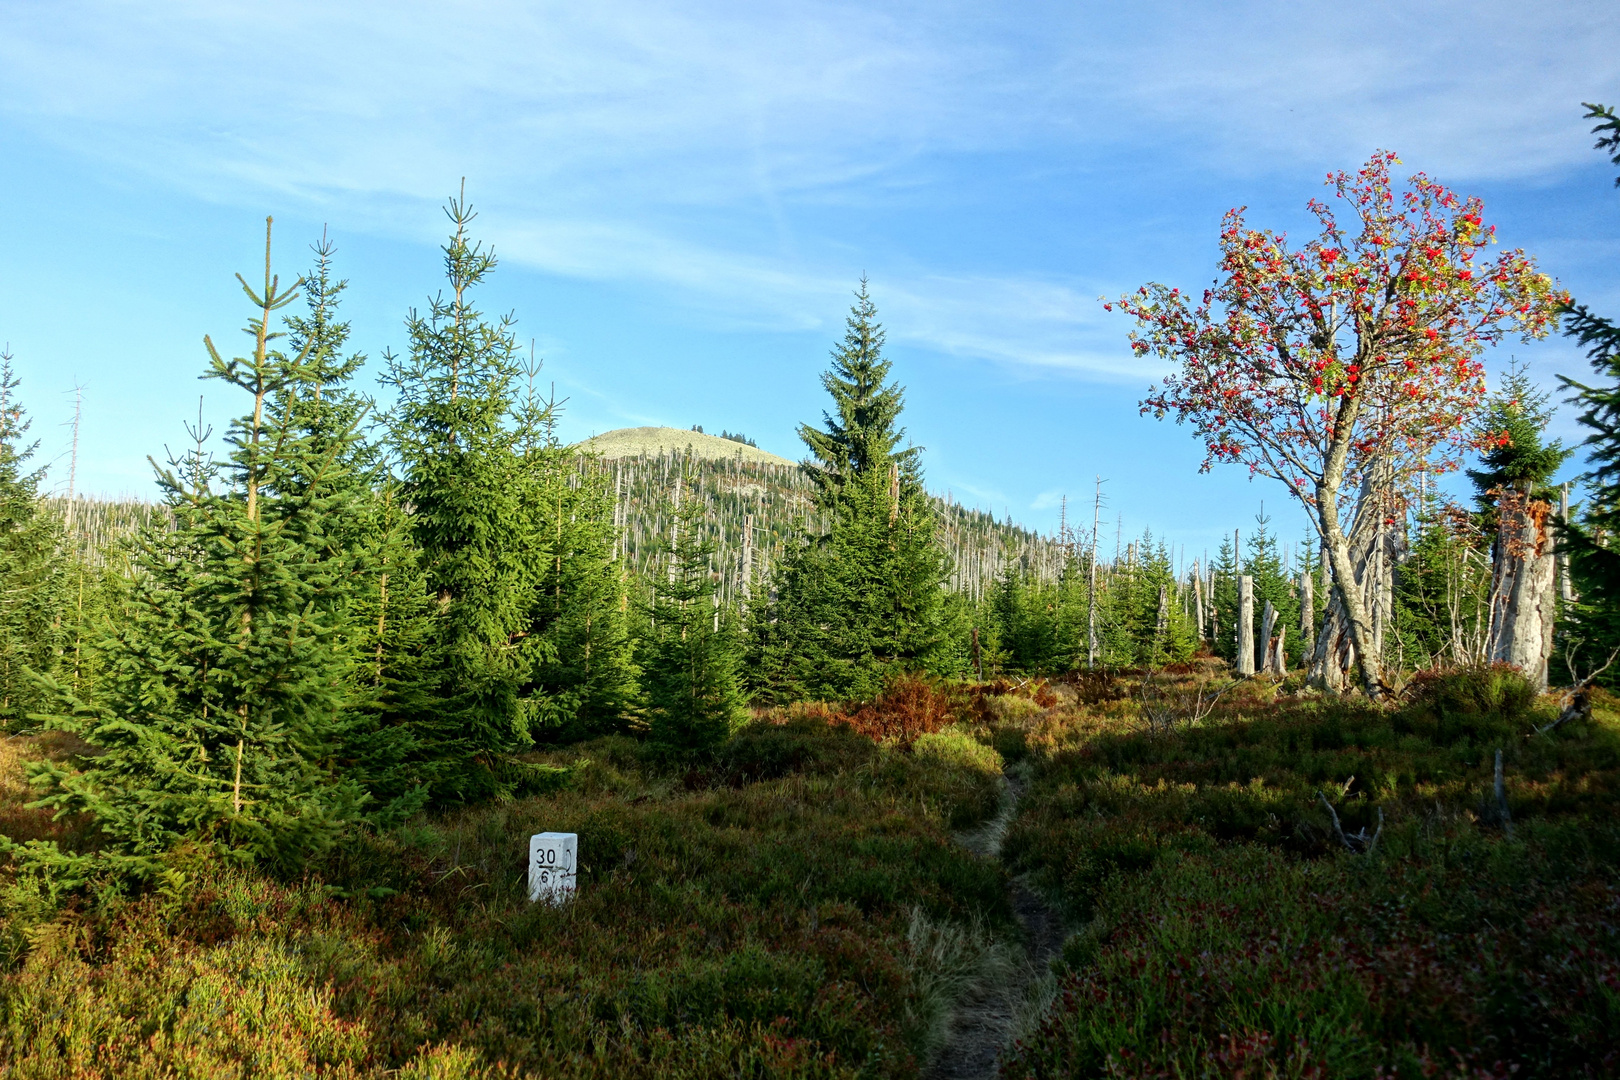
[
  {"x1": 1537, "y1": 646, "x2": 1619, "y2": 736},
  {"x1": 1317, "y1": 790, "x2": 1384, "y2": 854}
]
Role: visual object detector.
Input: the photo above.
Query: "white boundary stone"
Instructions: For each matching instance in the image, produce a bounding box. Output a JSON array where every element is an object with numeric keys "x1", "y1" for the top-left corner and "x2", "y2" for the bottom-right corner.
[{"x1": 528, "y1": 832, "x2": 578, "y2": 905}]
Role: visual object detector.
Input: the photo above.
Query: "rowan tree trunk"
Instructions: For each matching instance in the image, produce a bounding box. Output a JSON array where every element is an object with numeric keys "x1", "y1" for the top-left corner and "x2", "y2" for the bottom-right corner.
[{"x1": 1314, "y1": 395, "x2": 1386, "y2": 699}]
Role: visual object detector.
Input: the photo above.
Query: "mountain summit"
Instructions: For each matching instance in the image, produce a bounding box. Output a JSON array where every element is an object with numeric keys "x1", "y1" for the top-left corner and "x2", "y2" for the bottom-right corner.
[{"x1": 574, "y1": 426, "x2": 796, "y2": 467}]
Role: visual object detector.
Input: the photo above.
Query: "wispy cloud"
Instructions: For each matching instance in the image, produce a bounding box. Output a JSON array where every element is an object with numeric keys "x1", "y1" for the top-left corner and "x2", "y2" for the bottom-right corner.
[{"x1": 2, "y1": 0, "x2": 1613, "y2": 378}]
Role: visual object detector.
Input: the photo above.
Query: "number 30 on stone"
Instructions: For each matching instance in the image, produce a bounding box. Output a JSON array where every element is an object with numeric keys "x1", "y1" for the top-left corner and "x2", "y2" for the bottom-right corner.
[{"x1": 528, "y1": 832, "x2": 577, "y2": 905}]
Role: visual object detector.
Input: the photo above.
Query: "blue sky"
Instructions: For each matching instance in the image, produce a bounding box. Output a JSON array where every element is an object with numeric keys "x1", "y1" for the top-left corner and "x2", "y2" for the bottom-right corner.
[{"x1": 1, "y1": 0, "x2": 1617, "y2": 561}]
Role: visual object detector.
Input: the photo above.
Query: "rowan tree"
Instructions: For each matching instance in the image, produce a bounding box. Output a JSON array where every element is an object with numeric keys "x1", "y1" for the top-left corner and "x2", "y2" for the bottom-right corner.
[{"x1": 1120, "y1": 152, "x2": 1565, "y2": 696}]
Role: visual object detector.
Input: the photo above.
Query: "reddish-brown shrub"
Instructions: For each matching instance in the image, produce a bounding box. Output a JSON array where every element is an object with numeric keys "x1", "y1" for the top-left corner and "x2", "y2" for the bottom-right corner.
[{"x1": 832, "y1": 674, "x2": 957, "y2": 746}]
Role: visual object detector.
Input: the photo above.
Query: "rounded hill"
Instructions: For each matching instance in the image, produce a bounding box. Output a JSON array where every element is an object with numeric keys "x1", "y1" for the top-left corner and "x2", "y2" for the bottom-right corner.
[{"x1": 574, "y1": 426, "x2": 798, "y2": 467}]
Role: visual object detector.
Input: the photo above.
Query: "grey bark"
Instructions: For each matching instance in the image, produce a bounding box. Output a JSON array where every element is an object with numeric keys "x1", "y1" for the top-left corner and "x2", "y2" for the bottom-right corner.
[
  {"x1": 740, "y1": 512, "x2": 754, "y2": 614},
  {"x1": 1310, "y1": 459, "x2": 1402, "y2": 695},
  {"x1": 1237, "y1": 574, "x2": 1255, "y2": 676},
  {"x1": 1488, "y1": 493, "x2": 1558, "y2": 692},
  {"x1": 1260, "y1": 599, "x2": 1276, "y2": 674},
  {"x1": 1300, "y1": 570, "x2": 1314, "y2": 656},
  {"x1": 1559, "y1": 484, "x2": 1575, "y2": 605},
  {"x1": 1192, "y1": 561, "x2": 1206, "y2": 644}
]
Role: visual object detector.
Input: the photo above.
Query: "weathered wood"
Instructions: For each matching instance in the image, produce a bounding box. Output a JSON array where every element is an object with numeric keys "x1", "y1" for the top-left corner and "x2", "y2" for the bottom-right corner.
[
  {"x1": 1489, "y1": 492, "x2": 1557, "y2": 692},
  {"x1": 740, "y1": 512, "x2": 754, "y2": 613},
  {"x1": 1300, "y1": 569, "x2": 1314, "y2": 656},
  {"x1": 1237, "y1": 574, "x2": 1255, "y2": 676},
  {"x1": 1260, "y1": 600, "x2": 1276, "y2": 675},
  {"x1": 1192, "y1": 560, "x2": 1206, "y2": 643}
]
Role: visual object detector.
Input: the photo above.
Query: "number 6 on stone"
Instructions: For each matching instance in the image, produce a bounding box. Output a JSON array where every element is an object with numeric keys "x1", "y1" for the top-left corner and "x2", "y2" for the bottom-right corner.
[{"x1": 528, "y1": 832, "x2": 577, "y2": 905}]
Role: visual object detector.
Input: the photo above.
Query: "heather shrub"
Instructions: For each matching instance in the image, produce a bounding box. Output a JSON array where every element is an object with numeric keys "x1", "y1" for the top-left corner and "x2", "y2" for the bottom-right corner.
[
  {"x1": 911, "y1": 728, "x2": 1002, "y2": 774},
  {"x1": 1, "y1": 722, "x2": 1015, "y2": 1079},
  {"x1": 1405, "y1": 662, "x2": 1538, "y2": 717},
  {"x1": 717, "y1": 715, "x2": 878, "y2": 782},
  {"x1": 834, "y1": 674, "x2": 958, "y2": 746},
  {"x1": 1000, "y1": 667, "x2": 1620, "y2": 1079},
  {"x1": 1007, "y1": 828, "x2": 1620, "y2": 1079}
]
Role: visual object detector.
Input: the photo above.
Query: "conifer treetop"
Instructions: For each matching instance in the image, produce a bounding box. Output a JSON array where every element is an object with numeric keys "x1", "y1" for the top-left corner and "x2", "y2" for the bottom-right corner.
[
  {"x1": 1468, "y1": 359, "x2": 1571, "y2": 509},
  {"x1": 799, "y1": 278, "x2": 921, "y2": 504},
  {"x1": 0, "y1": 349, "x2": 44, "y2": 516}
]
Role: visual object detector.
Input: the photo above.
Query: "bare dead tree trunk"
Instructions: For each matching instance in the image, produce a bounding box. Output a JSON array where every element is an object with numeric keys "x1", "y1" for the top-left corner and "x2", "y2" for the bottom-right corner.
[
  {"x1": 740, "y1": 512, "x2": 753, "y2": 615},
  {"x1": 1559, "y1": 483, "x2": 1575, "y2": 605},
  {"x1": 1238, "y1": 575, "x2": 1255, "y2": 676},
  {"x1": 1088, "y1": 476, "x2": 1102, "y2": 669},
  {"x1": 1261, "y1": 599, "x2": 1276, "y2": 675},
  {"x1": 1300, "y1": 569, "x2": 1314, "y2": 657},
  {"x1": 1193, "y1": 560, "x2": 1206, "y2": 645},
  {"x1": 1489, "y1": 490, "x2": 1558, "y2": 692}
]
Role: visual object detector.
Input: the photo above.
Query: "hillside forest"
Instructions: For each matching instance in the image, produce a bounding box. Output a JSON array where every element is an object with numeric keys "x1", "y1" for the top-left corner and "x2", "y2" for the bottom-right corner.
[{"x1": 2, "y1": 109, "x2": 1620, "y2": 1078}]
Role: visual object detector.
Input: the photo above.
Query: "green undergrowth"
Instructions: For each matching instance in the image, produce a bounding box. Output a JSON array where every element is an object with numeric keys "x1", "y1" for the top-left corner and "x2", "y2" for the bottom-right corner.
[
  {"x1": 1001, "y1": 665, "x2": 1620, "y2": 1079},
  {"x1": 0, "y1": 717, "x2": 1010, "y2": 1079}
]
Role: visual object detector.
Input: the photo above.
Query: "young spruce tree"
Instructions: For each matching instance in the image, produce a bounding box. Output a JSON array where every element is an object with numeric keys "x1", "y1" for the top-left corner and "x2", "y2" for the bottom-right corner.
[
  {"x1": 1558, "y1": 103, "x2": 1620, "y2": 677},
  {"x1": 761, "y1": 281, "x2": 949, "y2": 699},
  {"x1": 516, "y1": 377, "x2": 639, "y2": 742},
  {"x1": 0, "y1": 354, "x2": 68, "y2": 729},
  {"x1": 283, "y1": 237, "x2": 440, "y2": 824},
  {"x1": 642, "y1": 473, "x2": 745, "y2": 751},
  {"x1": 23, "y1": 221, "x2": 364, "y2": 877},
  {"x1": 384, "y1": 191, "x2": 545, "y2": 802}
]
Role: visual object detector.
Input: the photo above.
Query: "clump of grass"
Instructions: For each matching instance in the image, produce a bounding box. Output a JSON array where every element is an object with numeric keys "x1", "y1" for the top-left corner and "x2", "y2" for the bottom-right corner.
[{"x1": 901, "y1": 904, "x2": 1018, "y2": 1064}]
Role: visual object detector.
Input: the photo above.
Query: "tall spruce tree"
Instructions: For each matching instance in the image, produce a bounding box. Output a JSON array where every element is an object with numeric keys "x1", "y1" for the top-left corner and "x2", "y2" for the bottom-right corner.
[
  {"x1": 642, "y1": 473, "x2": 745, "y2": 751},
  {"x1": 764, "y1": 282, "x2": 950, "y2": 699},
  {"x1": 22, "y1": 220, "x2": 364, "y2": 876},
  {"x1": 1558, "y1": 103, "x2": 1620, "y2": 678},
  {"x1": 384, "y1": 190, "x2": 548, "y2": 801},
  {"x1": 282, "y1": 237, "x2": 440, "y2": 824},
  {"x1": 0, "y1": 354, "x2": 68, "y2": 729}
]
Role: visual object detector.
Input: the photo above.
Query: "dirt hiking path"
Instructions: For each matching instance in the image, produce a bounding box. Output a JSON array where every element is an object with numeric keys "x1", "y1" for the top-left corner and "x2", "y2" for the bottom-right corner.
[{"x1": 926, "y1": 765, "x2": 1066, "y2": 1080}]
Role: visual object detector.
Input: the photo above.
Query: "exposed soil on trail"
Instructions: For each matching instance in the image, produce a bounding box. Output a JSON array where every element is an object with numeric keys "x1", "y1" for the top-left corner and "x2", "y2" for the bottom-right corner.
[{"x1": 926, "y1": 767, "x2": 1066, "y2": 1080}]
